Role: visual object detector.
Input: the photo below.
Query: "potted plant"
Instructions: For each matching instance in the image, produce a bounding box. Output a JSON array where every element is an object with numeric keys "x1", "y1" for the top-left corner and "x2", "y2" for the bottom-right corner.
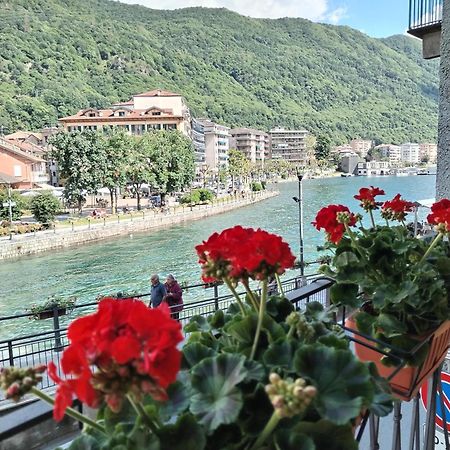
[
  {"x1": 314, "y1": 187, "x2": 450, "y2": 400},
  {"x1": 29, "y1": 295, "x2": 76, "y2": 320},
  {"x1": 1, "y1": 227, "x2": 392, "y2": 449}
]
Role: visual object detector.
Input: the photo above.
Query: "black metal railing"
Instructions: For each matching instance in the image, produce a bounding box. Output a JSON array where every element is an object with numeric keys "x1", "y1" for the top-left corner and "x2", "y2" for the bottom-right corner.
[
  {"x1": 409, "y1": 0, "x2": 443, "y2": 33},
  {"x1": 0, "y1": 274, "x2": 330, "y2": 404}
]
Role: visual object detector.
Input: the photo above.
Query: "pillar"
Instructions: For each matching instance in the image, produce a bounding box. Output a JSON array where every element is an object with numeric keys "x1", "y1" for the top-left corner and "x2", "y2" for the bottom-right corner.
[{"x1": 437, "y1": 0, "x2": 450, "y2": 199}]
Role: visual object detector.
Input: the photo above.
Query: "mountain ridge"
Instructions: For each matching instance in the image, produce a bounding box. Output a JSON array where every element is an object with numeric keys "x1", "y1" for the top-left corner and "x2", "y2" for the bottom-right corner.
[{"x1": 0, "y1": 0, "x2": 440, "y2": 144}]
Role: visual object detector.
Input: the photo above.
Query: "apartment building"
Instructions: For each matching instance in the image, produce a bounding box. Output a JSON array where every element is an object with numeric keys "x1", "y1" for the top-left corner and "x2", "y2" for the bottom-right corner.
[
  {"x1": 229, "y1": 128, "x2": 270, "y2": 163},
  {"x1": 419, "y1": 143, "x2": 437, "y2": 163},
  {"x1": 191, "y1": 118, "x2": 206, "y2": 165},
  {"x1": 375, "y1": 144, "x2": 401, "y2": 164},
  {"x1": 400, "y1": 143, "x2": 420, "y2": 164},
  {"x1": 196, "y1": 119, "x2": 230, "y2": 169},
  {"x1": 59, "y1": 89, "x2": 191, "y2": 137},
  {"x1": 356, "y1": 160, "x2": 390, "y2": 176},
  {"x1": 0, "y1": 137, "x2": 49, "y2": 189},
  {"x1": 350, "y1": 139, "x2": 372, "y2": 158},
  {"x1": 269, "y1": 128, "x2": 309, "y2": 164}
]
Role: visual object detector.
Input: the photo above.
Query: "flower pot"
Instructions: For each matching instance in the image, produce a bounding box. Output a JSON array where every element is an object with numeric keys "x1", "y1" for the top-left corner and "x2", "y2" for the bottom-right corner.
[
  {"x1": 37, "y1": 308, "x2": 67, "y2": 320},
  {"x1": 346, "y1": 316, "x2": 450, "y2": 401}
]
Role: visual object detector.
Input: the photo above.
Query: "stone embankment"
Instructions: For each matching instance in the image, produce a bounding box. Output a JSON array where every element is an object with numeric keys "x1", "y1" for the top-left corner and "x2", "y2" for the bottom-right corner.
[{"x1": 0, "y1": 191, "x2": 278, "y2": 260}]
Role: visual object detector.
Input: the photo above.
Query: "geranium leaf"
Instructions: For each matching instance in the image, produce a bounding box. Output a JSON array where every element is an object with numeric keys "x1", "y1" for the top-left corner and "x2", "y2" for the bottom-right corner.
[
  {"x1": 295, "y1": 420, "x2": 358, "y2": 450},
  {"x1": 208, "y1": 309, "x2": 227, "y2": 329},
  {"x1": 274, "y1": 429, "x2": 315, "y2": 450},
  {"x1": 238, "y1": 385, "x2": 273, "y2": 435},
  {"x1": 59, "y1": 435, "x2": 100, "y2": 450},
  {"x1": 103, "y1": 399, "x2": 137, "y2": 435},
  {"x1": 159, "y1": 376, "x2": 192, "y2": 420},
  {"x1": 263, "y1": 340, "x2": 297, "y2": 370},
  {"x1": 158, "y1": 413, "x2": 206, "y2": 450},
  {"x1": 330, "y1": 283, "x2": 359, "y2": 307},
  {"x1": 184, "y1": 315, "x2": 210, "y2": 333},
  {"x1": 377, "y1": 314, "x2": 407, "y2": 337},
  {"x1": 190, "y1": 354, "x2": 247, "y2": 432},
  {"x1": 244, "y1": 359, "x2": 265, "y2": 380},
  {"x1": 266, "y1": 296, "x2": 294, "y2": 321},
  {"x1": 294, "y1": 345, "x2": 372, "y2": 425},
  {"x1": 355, "y1": 311, "x2": 376, "y2": 336},
  {"x1": 182, "y1": 342, "x2": 216, "y2": 369},
  {"x1": 334, "y1": 251, "x2": 359, "y2": 268}
]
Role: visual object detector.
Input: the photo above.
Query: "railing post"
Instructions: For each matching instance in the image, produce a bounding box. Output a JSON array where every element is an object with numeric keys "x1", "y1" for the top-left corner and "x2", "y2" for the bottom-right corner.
[
  {"x1": 53, "y1": 306, "x2": 63, "y2": 352},
  {"x1": 214, "y1": 283, "x2": 219, "y2": 311},
  {"x1": 8, "y1": 340, "x2": 14, "y2": 366}
]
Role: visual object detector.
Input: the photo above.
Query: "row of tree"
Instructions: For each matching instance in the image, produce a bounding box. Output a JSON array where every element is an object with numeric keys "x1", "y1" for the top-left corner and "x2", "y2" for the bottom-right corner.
[{"x1": 50, "y1": 129, "x2": 195, "y2": 212}]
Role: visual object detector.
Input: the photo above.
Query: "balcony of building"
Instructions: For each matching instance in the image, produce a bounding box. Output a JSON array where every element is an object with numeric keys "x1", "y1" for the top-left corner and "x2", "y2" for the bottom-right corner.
[{"x1": 408, "y1": 0, "x2": 442, "y2": 59}]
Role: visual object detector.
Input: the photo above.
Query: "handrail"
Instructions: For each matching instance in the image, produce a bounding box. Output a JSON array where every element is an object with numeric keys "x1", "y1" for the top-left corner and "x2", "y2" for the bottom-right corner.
[{"x1": 409, "y1": 0, "x2": 442, "y2": 30}]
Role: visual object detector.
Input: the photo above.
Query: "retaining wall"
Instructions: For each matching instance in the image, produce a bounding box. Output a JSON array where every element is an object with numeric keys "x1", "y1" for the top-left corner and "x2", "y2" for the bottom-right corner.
[{"x1": 0, "y1": 191, "x2": 278, "y2": 260}]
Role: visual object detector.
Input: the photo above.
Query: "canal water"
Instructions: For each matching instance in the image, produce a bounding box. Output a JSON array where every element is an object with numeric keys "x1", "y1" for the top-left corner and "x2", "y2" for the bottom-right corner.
[{"x1": 0, "y1": 175, "x2": 436, "y2": 338}]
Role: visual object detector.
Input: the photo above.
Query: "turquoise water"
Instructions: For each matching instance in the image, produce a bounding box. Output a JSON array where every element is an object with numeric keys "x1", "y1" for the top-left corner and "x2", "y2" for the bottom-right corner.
[{"x1": 0, "y1": 175, "x2": 436, "y2": 338}]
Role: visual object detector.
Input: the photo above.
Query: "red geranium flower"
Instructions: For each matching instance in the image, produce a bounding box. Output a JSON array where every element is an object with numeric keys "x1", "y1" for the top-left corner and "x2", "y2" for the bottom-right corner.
[
  {"x1": 354, "y1": 186, "x2": 385, "y2": 211},
  {"x1": 427, "y1": 198, "x2": 450, "y2": 232},
  {"x1": 381, "y1": 194, "x2": 415, "y2": 222},
  {"x1": 313, "y1": 204, "x2": 358, "y2": 244},
  {"x1": 195, "y1": 226, "x2": 295, "y2": 282},
  {"x1": 48, "y1": 298, "x2": 183, "y2": 421}
]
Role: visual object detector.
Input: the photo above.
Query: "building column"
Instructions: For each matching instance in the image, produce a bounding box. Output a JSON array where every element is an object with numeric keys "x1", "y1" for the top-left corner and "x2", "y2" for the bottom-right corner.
[{"x1": 437, "y1": 0, "x2": 450, "y2": 199}]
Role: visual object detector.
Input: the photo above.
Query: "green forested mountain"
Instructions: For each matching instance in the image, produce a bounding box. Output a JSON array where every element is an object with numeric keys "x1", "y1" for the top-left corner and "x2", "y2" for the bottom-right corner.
[{"x1": 0, "y1": 0, "x2": 440, "y2": 144}]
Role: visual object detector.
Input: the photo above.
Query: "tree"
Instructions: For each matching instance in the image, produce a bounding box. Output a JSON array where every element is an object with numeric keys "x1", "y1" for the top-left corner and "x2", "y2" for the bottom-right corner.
[
  {"x1": 30, "y1": 191, "x2": 60, "y2": 226},
  {"x1": 228, "y1": 149, "x2": 250, "y2": 191},
  {"x1": 103, "y1": 130, "x2": 131, "y2": 214},
  {"x1": 50, "y1": 131, "x2": 107, "y2": 213},
  {"x1": 315, "y1": 135, "x2": 331, "y2": 161},
  {"x1": 0, "y1": 188, "x2": 27, "y2": 221},
  {"x1": 305, "y1": 134, "x2": 317, "y2": 167}
]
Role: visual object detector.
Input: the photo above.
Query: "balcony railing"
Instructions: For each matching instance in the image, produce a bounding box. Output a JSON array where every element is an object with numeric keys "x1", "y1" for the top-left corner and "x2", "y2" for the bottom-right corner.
[{"x1": 409, "y1": 0, "x2": 442, "y2": 36}]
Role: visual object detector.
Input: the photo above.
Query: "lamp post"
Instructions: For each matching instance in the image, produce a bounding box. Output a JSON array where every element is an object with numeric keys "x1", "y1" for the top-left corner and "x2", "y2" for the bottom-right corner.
[{"x1": 292, "y1": 171, "x2": 305, "y2": 276}]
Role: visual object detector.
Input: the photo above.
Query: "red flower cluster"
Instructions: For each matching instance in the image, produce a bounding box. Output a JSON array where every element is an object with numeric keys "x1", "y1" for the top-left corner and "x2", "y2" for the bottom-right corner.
[
  {"x1": 195, "y1": 226, "x2": 296, "y2": 282},
  {"x1": 381, "y1": 194, "x2": 415, "y2": 221},
  {"x1": 354, "y1": 186, "x2": 385, "y2": 211},
  {"x1": 48, "y1": 298, "x2": 183, "y2": 421},
  {"x1": 312, "y1": 205, "x2": 358, "y2": 244},
  {"x1": 427, "y1": 198, "x2": 450, "y2": 233}
]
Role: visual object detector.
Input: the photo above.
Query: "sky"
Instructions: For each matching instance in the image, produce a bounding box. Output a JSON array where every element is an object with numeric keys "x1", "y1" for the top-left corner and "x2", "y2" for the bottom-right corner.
[{"x1": 118, "y1": 0, "x2": 409, "y2": 38}]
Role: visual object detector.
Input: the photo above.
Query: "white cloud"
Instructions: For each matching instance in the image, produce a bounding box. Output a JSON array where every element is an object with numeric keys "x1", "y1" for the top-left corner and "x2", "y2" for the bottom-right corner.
[{"x1": 118, "y1": 0, "x2": 346, "y2": 23}]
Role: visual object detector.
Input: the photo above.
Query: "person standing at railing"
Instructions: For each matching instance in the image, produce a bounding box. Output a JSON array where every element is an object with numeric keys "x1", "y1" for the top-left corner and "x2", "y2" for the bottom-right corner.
[
  {"x1": 164, "y1": 274, "x2": 183, "y2": 320},
  {"x1": 150, "y1": 274, "x2": 166, "y2": 308}
]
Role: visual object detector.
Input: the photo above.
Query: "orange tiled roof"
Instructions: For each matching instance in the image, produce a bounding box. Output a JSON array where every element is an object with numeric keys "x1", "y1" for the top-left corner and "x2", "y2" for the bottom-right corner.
[{"x1": 0, "y1": 138, "x2": 45, "y2": 163}]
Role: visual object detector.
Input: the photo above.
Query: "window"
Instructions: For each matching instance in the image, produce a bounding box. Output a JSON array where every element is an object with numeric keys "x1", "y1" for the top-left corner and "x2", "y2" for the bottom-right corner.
[
  {"x1": 152, "y1": 111, "x2": 161, "y2": 116},
  {"x1": 88, "y1": 112, "x2": 96, "y2": 117},
  {"x1": 118, "y1": 111, "x2": 125, "y2": 117},
  {"x1": 14, "y1": 165, "x2": 22, "y2": 177}
]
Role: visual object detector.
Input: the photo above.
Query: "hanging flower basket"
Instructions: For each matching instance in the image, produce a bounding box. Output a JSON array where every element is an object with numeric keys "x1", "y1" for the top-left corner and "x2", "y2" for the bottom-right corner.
[
  {"x1": 346, "y1": 315, "x2": 450, "y2": 401},
  {"x1": 36, "y1": 307, "x2": 67, "y2": 320}
]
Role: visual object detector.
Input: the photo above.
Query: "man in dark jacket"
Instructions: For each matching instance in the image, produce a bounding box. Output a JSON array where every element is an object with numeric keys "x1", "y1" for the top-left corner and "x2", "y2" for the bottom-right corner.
[
  {"x1": 150, "y1": 274, "x2": 166, "y2": 308},
  {"x1": 164, "y1": 274, "x2": 183, "y2": 320}
]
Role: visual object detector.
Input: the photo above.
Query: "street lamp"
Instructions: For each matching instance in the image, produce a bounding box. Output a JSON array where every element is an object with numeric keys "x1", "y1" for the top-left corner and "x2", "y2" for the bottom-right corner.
[{"x1": 292, "y1": 171, "x2": 305, "y2": 276}]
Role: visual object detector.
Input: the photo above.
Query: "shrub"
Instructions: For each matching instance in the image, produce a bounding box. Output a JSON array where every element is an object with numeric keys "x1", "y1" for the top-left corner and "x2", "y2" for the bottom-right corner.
[
  {"x1": 0, "y1": 189, "x2": 28, "y2": 220},
  {"x1": 197, "y1": 188, "x2": 214, "y2": 202},
  {"x1": 31, "y1": 191, "x2": 61, "y2": 226},
  {"x1": 251, "y1": 181, "x2": 263, "y2": 192},
  {"x1": 180, "y1": 190, "x2": 201, "y2": 205}
]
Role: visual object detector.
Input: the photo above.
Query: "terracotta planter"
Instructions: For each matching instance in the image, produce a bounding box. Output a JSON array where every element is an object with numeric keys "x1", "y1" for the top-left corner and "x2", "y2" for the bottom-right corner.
[
  {"x1": 37, "y1": 307, "x2": 67, "y2": 320},
  {"x1": 346, "y1": 316, "x2": 450, "y2": 401}
]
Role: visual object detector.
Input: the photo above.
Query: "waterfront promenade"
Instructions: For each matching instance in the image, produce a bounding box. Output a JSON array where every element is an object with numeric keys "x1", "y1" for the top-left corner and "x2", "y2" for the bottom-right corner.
[{"x1": 0, "y1": 190, "x2": 277, "y2": 260}]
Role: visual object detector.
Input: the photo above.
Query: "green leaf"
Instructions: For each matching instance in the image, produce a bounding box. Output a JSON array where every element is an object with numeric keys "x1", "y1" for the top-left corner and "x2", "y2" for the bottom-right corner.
[
  {"x1": 354, "y1": 311, "x2": 376, "y2": 336},
  {"x1": 158, "y1": 413, "x2": 206, "y2": 450},
  {"x1": 304, "y1": 301, "x2": 331, "y2": 323},
  {"x1": 190, "y1": 354, "x2": 247, "y2": 432},
  {"x1": 103, "y1": 399, "x2": 136, "y2": 435},
  {"x1": 184, "y1": 315, "x2": 210, "y2": 333},
  {"x1": 208, "y1": 309, "x2": 227, "y2": 329},
  {"x1": 266, "y1": 296, "x2": 294, "y2": 321},
  {"x1": 263, "y1": 340, "x2": 297, "y2": 370},
  {"x1": 159, "y1": 376, "x2": 191, "y2": 420},
  {"x1": 62, "y1": 435, "x2": 101, "y2": 450},
  {"x1": 334, "y1": 251, "x2": 359, "y2": 268},
  {"x1": 238, "y1": 385, "x2": 273, "y2": 435},
  {"x1": 317, "y1": 334, "x2": 349, "y2": 351},
  {"x1": 295, "y1": 420, "x2": 358, "y2": 450},
  {"x1": 127, "y1": 424, "x2": 160, "y2": 450},
  {"x1": 182, "y1": 343, "x2": 216, "y2": 369},
  {"x1": 294, "y1": 345, "x2": 372, "y2": 425},
  {"x1": 376, "y1": 313, "x2": 407, "y2": 337},
  {"x1": 274, "y1": 429, "x2": 315, "y2": 450},
  {"x1": 330, "y1": 283, "x2": 359, "y2": 307}
]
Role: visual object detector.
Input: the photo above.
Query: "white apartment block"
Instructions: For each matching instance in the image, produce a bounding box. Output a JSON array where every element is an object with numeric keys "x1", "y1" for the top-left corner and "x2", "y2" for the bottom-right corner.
[
  {"x1": 400, "y1": 143, "x2": 420, "y2": 164},
  {"x1": 197, "y1": 119, "x2": 230, "y2": 169},
  {"x1": 350, "y1": 139, "x2": 372, "y2": 158},
  {"x1": 376, "y1": 144, "x2": 401, "y2": 163},
  {"x1": 356, "y1": 161, "x2": 390, "y2": 176},
  {"x1": 269, "y1": 128, "x2": 309, "y2": 164},
  {"x1": 419, "y1": 143, "x2": 437, "y2": 163},
  {"x1": 229, "y1": 128, "x2": 270, "y2": 163}
]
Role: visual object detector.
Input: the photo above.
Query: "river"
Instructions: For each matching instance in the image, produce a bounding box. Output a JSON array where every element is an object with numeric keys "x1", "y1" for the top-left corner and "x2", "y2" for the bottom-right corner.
[{"x1": 0, "y1": 175, "x2": 436, "y2": 338}]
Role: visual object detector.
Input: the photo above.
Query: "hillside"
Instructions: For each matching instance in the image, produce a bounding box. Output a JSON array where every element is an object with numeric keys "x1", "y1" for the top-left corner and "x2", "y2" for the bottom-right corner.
[{"x1": 0, "y1": 0, "x2": 440, "y2": 144}]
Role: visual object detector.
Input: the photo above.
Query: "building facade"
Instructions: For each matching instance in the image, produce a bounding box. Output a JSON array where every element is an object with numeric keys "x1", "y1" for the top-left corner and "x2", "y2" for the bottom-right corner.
[
  {"x1": 419, "y1": 143, "x2": 438, "y2": 163},
  {"x1": 196, "y1": 119, "x2": 230, "y2": 169},
  {"x1": 58, "y1": 89, "x2": 192, "y2": 137},
  {"x1": 269, "y1": 128, "x2": 309, "y2": 164},
  {"x1": 355, "y1": 160, "x2": 390, "y2": 176},
  {"x1": 229, "y1": 128, "x2": 270, "y2": 164},
  {"x1": 400, "y1": 143, "x2": 420, "y2": 164},
  {"x1": 191, "y1": 119, "x2": 206, "y2": 165},
  {"x1": 375, "y1": 144, "x2": 401, "y2": 164},
  {"x1": 350, "y1": 139, "x2": 372, "y2": 158},
  {"x1": 0, "y1": 138, "x2": 48, "y2": 189},
  {"x1": 339, "y1": 154, "x2": 362, "y2": 174}
]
